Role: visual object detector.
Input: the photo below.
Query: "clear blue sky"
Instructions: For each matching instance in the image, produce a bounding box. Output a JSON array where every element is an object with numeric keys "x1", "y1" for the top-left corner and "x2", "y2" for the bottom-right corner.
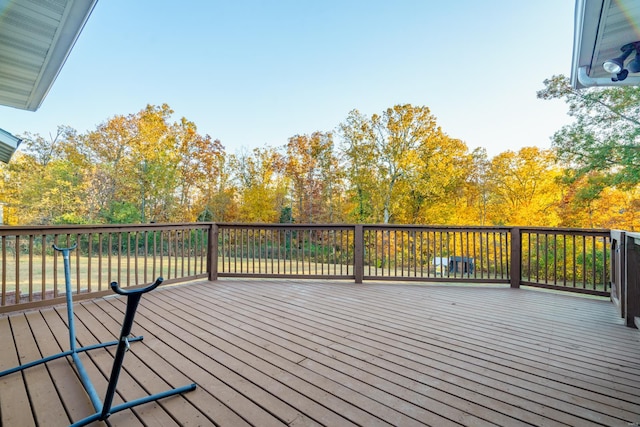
[{"x1": 1, "y1": 0, "x2": 575, "y2": 157}]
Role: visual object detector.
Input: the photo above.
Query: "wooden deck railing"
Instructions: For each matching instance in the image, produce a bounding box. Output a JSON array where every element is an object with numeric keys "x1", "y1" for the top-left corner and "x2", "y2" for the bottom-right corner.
[
  {"x1": 360, "y1": 225, "x2": 510, "y2": 282},
  {"x1": 216, "y1": 224, "x2": 356, "y2": 279},
  {"x1": 519, "y1": 227, "x2": 611, "y2": 296},
  {"x1": 0, "y1": 223, "x2": 210, "y2": 313},
  {"x1": 215, "y1": 224, "x2": 610, "y2": 295},
  {"x1": 0, "y1": 222, "x2": 619, "y2": 315}
]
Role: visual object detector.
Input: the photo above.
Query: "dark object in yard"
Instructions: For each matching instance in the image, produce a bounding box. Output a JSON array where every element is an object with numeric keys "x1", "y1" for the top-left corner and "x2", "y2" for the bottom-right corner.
[{"x1": 448, "y1": 256, "x2": 474, "y2": 275}]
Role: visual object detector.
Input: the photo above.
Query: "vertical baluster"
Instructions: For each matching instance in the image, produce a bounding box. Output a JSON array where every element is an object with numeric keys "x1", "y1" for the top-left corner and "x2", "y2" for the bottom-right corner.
[
  {"x1": 75, "y1": 234, "x2": 80, "y2": 294},
  {"x1": 185, "y1": 227, "x2": 190, "y2": 277},
  {"x1": 15, "y1": 235, "x2": 20, "y2": 303},
  {"x1": 174, "y1": 230, "x2": 179, "y2": 278},
  {"x1": 28, "y1": 235, "x2": 33, "y2": 302},
  {"x1": 583, "y1": 235, "x2": 587, "y2": 289},
  {"x1": 134, "y1": 232, "x2": 139, "y2": 285},
  {"x1": 53, "y1": 235, "x2": 59, "y2": 298},
  {"x1": 602, "y1": 236, "x2": 609, "y2": 291},
  {"x1": 144, "y1": 229, "x2": 149, "y2": 282},
  {"x1": 553, "y1": 234, "x2": 558, "y2": 286},
  {"x1": 87, "y1": 233, "x2": 92, "y2": 293},
  {"x1": 98, "y1": 233, "x2": 103, "y2": 290},
  {"x1": 572, "y1": 234, "x2": 577, "y2": 288},
  {"x1": 41, "y1": 235, "x2": 46, "y2": 300},
  {"x1": 126, "y1": 232, "x2": 131, "y2": 286},
  {"x1": 542, "y1": 232, "x2": 548, "y2": 284},
  {"x1": 1, "y1": 236, "x2": 6, "y2": 305},
  {"x1": 159, "y1": 231, "x2": 165, "y2": 279}
]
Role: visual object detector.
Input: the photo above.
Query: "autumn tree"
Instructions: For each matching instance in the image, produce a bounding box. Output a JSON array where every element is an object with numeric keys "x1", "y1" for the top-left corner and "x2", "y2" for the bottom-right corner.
[
  {"x1": 0, "y1": 127, "x2": 89, "y2": 225},
  {"x1": 284, "y1": 132, "x2": 344, "y2": 223},
  {"x1": 172, "y1": 117, "x2": 225, "y2": 221},
  {"x1": 485, "y1": 147, "x2": 562, "y2": 226},
  {"x1": 197, "y1": 154, "x2": 238, "y2": 222},
  {"x1": 340, "y1": 104, "x2": 469, "y2": 224},
  {"x1": 457, "y1": 148, "x2": 491, "y2": 225},
  {"x1": 82, "y1": 104, "x2": 223, "y2": 223},
  {"x1": 230, "y1": 147, "x2": 287, "y2": 223}
]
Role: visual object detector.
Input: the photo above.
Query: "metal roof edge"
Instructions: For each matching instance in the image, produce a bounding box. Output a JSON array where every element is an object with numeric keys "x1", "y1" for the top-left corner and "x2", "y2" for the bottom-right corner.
[
  {"x1": 571, "y1": 0, "x2": 607, "y2": 89},
  {"x1": 25, "y1": 0, "x2": 99, "y2": 111},
  {"x1": 0, "y1": 128, "x2": 22, "y2": 163},
  {"x1": 571, "y1": 0, "x2": 588, "y2": 88}
]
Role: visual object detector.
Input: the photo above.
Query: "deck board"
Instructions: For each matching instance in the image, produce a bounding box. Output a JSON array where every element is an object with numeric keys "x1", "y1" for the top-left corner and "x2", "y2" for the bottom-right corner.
[
  {"x1": 12, "y1": 312, "x2": 68, "y2": 427},
  {"x1": 0, "y1": 315, "x2": 36, "y2": 427},
  {"x1": 2, "y1": 279, "x2": 640, "y2": 426}
]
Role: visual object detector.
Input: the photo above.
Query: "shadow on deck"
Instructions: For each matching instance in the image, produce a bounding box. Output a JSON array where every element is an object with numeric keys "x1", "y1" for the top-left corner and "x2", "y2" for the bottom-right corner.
[{"x1": 1, "y1": 279, "x2": 639, "y2": 426}]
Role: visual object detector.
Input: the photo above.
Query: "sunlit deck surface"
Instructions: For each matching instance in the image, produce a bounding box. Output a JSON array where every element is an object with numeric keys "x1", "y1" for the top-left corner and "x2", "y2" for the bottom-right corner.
[{"x1": 2, "y1": 279, "x2": 640, "y2": 427}]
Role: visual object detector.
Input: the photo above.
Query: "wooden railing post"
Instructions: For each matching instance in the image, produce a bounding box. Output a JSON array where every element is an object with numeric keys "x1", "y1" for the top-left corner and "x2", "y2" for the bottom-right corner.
[
  {"x1": 208, "y1": 224, "x2": 218, "y2": 281},
  {"x1": 510, "y1": 227, "x2": 521, "y2": 289},
  {"x1": 610, "y1": 230, "x2": 625, "y2": 318},
  {"x1": 624, "y1": 234, "x2": 640, "y2": 327},
  {"x1": 354, "y1": 225, "x2": 364, "y2": 284}
]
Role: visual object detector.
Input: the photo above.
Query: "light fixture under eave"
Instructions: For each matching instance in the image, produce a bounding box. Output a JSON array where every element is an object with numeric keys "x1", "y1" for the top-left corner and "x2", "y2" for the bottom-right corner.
[
  {"x1": 603, "y1": 41, "x2": 640, "y2": 81},
  {"x1": 629, "y1": 52, "x2": 640, "y2": 73},
  {"x1": 603, "y1": 43, "x2": 636, "y2": 74}
]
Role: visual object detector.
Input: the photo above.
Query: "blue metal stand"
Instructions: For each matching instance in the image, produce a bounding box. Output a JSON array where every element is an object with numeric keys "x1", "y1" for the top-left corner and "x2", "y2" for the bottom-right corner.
[{"x1": 0, "y1": 244, "x2": 196, "y2": 427}]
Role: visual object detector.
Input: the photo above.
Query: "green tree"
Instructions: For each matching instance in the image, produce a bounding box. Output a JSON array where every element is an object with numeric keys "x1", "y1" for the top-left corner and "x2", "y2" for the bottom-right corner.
[
  {"x1": 339, "y1": 110, "x2": 377, "y2": 222},
  {"x1": 537, "y1": 74, "x2": 640, "y2": 191}
]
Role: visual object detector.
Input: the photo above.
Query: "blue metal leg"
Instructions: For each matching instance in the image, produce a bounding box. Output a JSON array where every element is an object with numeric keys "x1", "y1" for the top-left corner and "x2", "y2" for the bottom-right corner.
[
  {"x1": 2, "y1": 245, "x2": 197, "y2": 426},
  {"x1": 0, "y1": 337, "x2": 143, "y2": 378}
]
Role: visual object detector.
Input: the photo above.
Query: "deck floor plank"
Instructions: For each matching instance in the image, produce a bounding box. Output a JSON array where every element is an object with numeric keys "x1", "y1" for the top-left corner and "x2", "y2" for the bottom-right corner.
[
  {"x1": 229, "y1": 282, "x2": 640, "y2": 422},
  {"x1": 12, "y1": 312, "x2": 69, "y2": 427},
  {"x1": 182, "y1": 285, "x2": 569, "y2": 426},
  {"x1": 128, "y1": 296, "x2": 374, "y2": 426},
  {"x1": 25, "y1": 306, "x2": 111, "y2": 426},
  {"x1": 150, "y1": 288, "x2": 460, "y2": 427},
  {"x1": 102, "y1": 295, "x2": 313, "y2": 427},
  {"x1": 206, "y1": 280, "x2": 640, "y2": 426},
  {"x1": 231, "y1": 282, "x2": 640, "y2": 388},
  {"x1": 2, "y1": 279, "x2": 640, "y2": 426},
  {"x1": 0, "y1": 315, "x2": 36, "y2": 427},
  {"x1": 179, "y1": 285, "x2": 521, "y2": 427},
  {"x1": 204, "y1": 283, "x2": 605, "y2": 426}
]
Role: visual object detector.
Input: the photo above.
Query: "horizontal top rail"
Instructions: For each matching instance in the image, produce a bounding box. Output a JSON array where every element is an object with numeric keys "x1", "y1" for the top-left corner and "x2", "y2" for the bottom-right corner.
[
  {"x1": 216, "y1": 223, "x2": 356, "y2": 231},
  {"x1": 519, "y1": 227, "x2": 610, "y2": 236},
  {"x1": 0, "y1": 222, "x2": 211, "y2": 237}
]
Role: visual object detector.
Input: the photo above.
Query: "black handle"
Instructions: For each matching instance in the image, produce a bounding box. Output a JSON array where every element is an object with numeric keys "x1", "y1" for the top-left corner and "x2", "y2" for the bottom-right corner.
[
  {"x1": 110, "y1": 277, "x2": 163, "y2": 296},
  {"x1": 52, "y1": 243, "x2": 78, "y2": 252}
]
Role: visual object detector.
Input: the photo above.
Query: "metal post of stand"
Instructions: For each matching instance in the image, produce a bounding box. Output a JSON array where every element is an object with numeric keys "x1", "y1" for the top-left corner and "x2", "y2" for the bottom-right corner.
[{"x1": 0, "y1": 244, "x2": 196, "y2": 427}]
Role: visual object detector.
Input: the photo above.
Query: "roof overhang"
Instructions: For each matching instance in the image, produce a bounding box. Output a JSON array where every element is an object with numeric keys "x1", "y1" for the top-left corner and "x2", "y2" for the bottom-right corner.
[
  {"x1": 0, "y1": 0, "x2": 97, "y2": 111},
  {"x1": 571, "y1": 0, "x2": 640, "y2": 88},
  {"x1": 0, "y1": 128, "x2": 21, "y2": 163}
]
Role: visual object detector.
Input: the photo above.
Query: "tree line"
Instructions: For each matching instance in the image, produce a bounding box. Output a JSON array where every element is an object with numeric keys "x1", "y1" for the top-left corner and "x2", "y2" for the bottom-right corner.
[{"x1": 1, "y1": 75, "x2": 638, "y2": 230}]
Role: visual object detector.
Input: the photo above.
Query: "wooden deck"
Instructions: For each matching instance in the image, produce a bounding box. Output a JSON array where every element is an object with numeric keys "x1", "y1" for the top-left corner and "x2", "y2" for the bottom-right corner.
[{"x1": 2, "y1": 279, "x2": 640, "y2": 427}]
